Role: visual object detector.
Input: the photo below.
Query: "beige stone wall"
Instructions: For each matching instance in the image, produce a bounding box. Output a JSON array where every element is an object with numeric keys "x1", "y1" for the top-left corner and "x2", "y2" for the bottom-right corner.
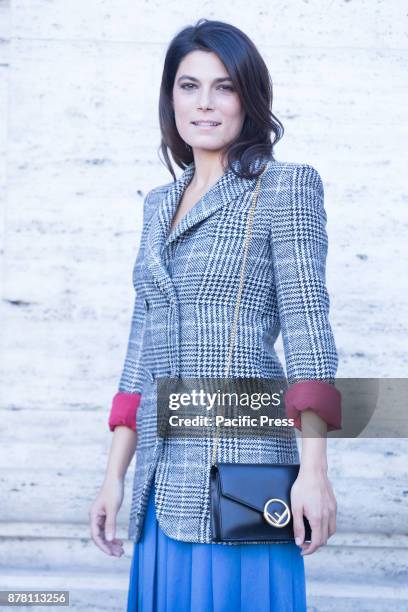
[{"x1": 1, "y1": 2, "x2": 407, "y2": 610}]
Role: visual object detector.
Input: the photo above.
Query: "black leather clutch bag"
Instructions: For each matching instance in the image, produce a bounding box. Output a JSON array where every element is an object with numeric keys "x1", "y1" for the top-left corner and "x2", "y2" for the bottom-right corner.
[{"x1": 210, "y1": 463, "x2": 312, "y2": 543}]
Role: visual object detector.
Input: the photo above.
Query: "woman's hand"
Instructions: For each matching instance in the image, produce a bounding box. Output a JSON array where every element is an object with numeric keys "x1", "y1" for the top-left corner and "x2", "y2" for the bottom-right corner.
[
  {"x1": 290, "y1": 466, "x2": 337, "y2": 556},
  {"x1": 89, "y1": 476, "x2": 125, "y2": 557}
]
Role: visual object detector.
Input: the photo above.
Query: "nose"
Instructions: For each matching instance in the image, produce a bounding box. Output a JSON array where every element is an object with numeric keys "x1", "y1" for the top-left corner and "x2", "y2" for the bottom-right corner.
[{"x1": 197, "y1": 86, "x2": 214, "y2": 110}]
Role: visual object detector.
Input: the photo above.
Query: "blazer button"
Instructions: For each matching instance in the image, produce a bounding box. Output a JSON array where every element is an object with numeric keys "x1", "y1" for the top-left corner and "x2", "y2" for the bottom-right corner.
[{"x1": 144, "y1": 298, "x2": 150, "y2": 312}]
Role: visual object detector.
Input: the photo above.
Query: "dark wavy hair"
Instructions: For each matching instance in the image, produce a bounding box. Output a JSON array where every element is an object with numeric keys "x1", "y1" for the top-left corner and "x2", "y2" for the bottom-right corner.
[{"x1": 158, "y1": 18, "x2": 284, "y2": 181}]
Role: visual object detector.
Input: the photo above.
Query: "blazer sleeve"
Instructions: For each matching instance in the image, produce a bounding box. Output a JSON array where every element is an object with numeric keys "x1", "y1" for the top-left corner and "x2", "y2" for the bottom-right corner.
[
  {"x1": 108, "y1": 190, "x2": 153, "y2": 432},
  {"x1": 270, "y1": 164, "x2": 341, "y2": 431}
]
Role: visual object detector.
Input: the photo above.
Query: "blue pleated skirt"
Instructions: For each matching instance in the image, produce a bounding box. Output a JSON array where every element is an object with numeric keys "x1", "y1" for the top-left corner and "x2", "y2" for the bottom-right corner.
[{"x1": 127, "y1": 485, "x2": 307, "y2": 612}]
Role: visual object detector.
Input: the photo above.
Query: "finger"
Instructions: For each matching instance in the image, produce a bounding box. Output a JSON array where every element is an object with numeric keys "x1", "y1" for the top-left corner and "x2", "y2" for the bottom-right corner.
[
  {"x1": 105, "y1": 512, "x2": 116, "y2": 542},
  {"x1": 92, "y1": 524, "x2": 112, "y2": 555},
  {"x1": 95, "y1": 511, "x2": 123, "y2": 555},
  {"x1": 291, "y1": 506, "x2": 305, "y2": 547},
  {"x1": 328, "y1": 508, "x2": 336, "y2": 538},
  {"x1": 91, "y1": 527, "x2": 112, "y2": 554},
  {"x1": 322, "y1": 512, "x2": 329, "y2": 546},
  {"x1": 90, "y1": 509, "x2": 113, "y2": 555},
  {"x1": 109, "y1": 540, "x2": 125, "y2": 557},
  {"x1": 301, "y1": 519, "x2": 322, "y2": 556},
  {"x1": 89, "y1": 507, "x2": 106, "y2": 543},
  {"x1": 104, "y1": 539, "x2": 124, "y2": 556}
]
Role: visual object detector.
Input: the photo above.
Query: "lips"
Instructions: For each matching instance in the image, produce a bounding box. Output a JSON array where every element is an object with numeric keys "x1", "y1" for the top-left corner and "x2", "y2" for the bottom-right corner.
[{"x1": 191, "y1": 121, "x2": 221, "y2": 126}]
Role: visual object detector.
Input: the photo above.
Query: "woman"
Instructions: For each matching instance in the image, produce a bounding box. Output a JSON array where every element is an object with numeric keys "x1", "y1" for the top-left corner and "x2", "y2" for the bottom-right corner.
[{"x1": 89, "y1": 18, "x2": 341, "y2": 612}]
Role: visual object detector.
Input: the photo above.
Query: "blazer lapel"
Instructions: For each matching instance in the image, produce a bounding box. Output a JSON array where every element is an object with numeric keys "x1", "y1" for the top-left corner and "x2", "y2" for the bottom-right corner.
[
  {"x1": 145, "y1": 156, "x2": 269, "y2": 302},
  {"x1": 165, "y1": 158, "x2": 261, "y2": 246},
  {"x1": 144, "y1": 162, "x2": 195, "y2": 302}
]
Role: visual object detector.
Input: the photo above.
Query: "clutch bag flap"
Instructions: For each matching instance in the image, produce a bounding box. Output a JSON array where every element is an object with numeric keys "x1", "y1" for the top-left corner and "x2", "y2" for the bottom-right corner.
[{"x1": 210, "y1": 463, "x2": 312, "y2": 543}]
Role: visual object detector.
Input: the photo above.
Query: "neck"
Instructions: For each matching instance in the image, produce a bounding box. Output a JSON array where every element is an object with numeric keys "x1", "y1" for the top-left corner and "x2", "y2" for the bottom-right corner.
[{"x1": 190, "y1": 150, "x2": 227, "y2": 191}]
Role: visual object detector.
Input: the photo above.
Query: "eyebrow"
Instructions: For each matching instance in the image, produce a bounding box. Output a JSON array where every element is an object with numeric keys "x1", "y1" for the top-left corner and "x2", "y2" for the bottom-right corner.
[{"x1": 176, "y1": 75, "x2": 233, "y2": 84}]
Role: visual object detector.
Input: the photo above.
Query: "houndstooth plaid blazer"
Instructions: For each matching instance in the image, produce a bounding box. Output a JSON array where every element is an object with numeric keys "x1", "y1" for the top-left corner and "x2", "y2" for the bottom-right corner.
[{"x1": 117, "y1": 155, "x2": 339, "y2": 543}]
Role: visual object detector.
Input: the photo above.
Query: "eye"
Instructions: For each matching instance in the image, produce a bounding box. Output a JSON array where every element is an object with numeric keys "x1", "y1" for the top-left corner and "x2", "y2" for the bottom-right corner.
[{"x1": 179, "y1": 83, "x2": 234, "y2": 91}]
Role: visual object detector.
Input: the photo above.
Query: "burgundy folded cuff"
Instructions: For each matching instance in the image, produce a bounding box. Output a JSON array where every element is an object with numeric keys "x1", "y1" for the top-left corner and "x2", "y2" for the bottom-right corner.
[
  {"x1": 108, "y1": 392, "x2": 142, "y2": 432},
  {"x1": 284, "y1": 380, "x2": 342, "y2": 431}
]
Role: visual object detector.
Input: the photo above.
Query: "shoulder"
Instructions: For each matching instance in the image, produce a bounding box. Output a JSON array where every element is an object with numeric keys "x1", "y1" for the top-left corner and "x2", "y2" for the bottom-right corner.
[
  {"x1": 265, "y1": 160, "x2": 323, "y2": 184},
  {"x1": 263, "y1": 161, "x2": 324, "y2": 203},
  {"x1": 144, "y1": 182, "x2": 172, "y2": 206},
  {"x1": 262, "y1": 161, "x2": 326, "y2": 235},
  {"x1": 140, "y1": 182, "x2": 173, "y2": 221},
  {"x1": 148, "y1": 182, "x2": 174, "y2": 198}
]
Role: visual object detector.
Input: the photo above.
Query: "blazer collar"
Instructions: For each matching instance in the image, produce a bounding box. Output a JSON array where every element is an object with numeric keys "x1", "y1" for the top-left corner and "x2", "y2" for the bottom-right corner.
[
  {"x1": 159, "y1": 155, "x2": 269, "y2": 247},
  {"x1": 145, "y1": 155, "x2": 270, "y2": 303}
]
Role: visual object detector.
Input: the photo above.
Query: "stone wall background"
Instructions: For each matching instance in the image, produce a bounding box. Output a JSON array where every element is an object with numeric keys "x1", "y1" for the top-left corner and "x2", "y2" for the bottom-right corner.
[{"x1": 0, "y1": 1, "x2": 407, "y2": 610}]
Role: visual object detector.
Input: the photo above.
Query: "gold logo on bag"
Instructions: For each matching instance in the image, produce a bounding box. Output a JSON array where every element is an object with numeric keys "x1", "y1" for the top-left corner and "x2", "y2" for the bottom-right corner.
[{"x1": 263, "y1": 498, "x2": 291, "y2": 528}]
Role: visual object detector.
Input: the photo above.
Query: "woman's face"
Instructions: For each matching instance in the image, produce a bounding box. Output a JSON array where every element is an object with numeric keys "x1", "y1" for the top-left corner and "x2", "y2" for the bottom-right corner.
[{"x1": 172, "y1": 50, "x2": 245, "y2": 155}]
